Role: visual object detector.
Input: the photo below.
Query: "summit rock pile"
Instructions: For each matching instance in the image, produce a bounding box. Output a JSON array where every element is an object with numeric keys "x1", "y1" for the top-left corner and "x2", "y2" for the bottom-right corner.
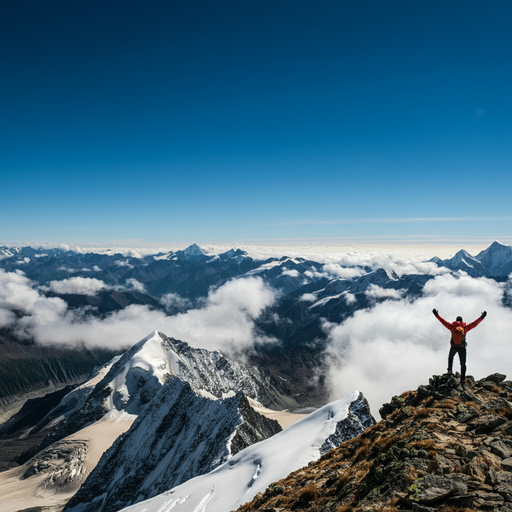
[{"x1": 237, "y1": 372, "x2": 512, "y2": 512}]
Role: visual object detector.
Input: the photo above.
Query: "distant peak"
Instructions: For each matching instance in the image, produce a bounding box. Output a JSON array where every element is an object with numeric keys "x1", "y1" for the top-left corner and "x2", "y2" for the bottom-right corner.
[
  {"x1": 489, "y1": 240, "x2": 508, "y2": 249},
  {"x1": 183, "y1": 243, "x2": 206, "y2": 256}
]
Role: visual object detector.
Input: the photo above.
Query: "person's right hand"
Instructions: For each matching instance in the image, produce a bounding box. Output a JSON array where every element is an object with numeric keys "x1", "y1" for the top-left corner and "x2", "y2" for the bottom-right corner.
[
  {"x1": 481, "y1": 311, "x2": 487, "y2": 319},
  {"x1": 432, "y1": 309, "x2": 438, "y2": 316}
]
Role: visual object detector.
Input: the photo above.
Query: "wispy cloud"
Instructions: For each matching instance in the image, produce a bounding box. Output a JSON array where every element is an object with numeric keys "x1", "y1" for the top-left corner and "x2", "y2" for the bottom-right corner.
[
  {"x1": 262, "y1": 216, "x2": 512, "y2": 227},
  {"x1": 0, "y1": 269, "x2": 277, "y2": 357}
]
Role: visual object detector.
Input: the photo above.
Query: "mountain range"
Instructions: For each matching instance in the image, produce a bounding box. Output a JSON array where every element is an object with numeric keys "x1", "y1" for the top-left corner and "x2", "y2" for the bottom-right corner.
[
  {"x1": 111, "y1": 391, "x2": 374, "y2": 512},
  {"x1": 0, "y1": 329, "x2": 374, "y2": 512},
  {"x1": 2, "y1": 235, "x2": 511, "y2": 512},
  {"x1": 1, "y1": 240, "x2": 511, "y2": 424}
]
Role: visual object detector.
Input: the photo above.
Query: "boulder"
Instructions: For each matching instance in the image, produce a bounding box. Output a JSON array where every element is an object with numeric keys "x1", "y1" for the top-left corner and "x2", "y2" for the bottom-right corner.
[
  {"x1": 408, "y1": 475, "x2": 467, "y2": 504},
  {"x1": 485, "y1": 373, "x2": 507, "y2": 384},
  {"x1": 490, "y1": 440, "x2": 512, "y2": 460},
  {"x1": 468, "y1": 414, "x2": 507, "y2": 434}
]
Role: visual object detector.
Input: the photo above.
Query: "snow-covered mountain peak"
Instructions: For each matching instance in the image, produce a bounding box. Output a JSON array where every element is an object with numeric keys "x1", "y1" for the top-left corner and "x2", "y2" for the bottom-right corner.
[
  {"x1": 431, "y1": 247, "x2": 487, "y2": 277},
  {"x1": 64, "y1": 377, "x2": 283, "y2": 512},
  {"x1": 476, "y1": 240, "x2": 512, "y2": 275},
  {"x1": 89, "y1": 330, "x2": 297, "y2": 415},
  {"x1": 183, "y1": 243, "x2": 206, "y2": 257},
  {"x1": 117, "y1": 391, "x2": 375, "y2": 512},
  {"x1": 22, "y1": 330, "x2": 300, "y2": 467},
  {"x1": 448, "y1": 249, "x2": 483, "y2": 269}
]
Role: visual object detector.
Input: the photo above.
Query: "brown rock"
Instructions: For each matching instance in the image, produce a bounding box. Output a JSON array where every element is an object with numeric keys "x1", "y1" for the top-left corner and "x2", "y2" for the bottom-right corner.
[
  {"x1": 490, "y1": 439, "x2": 512, "y2": 459},
  {"x1": 461, "y1": 457, "x2": 488, "y2": 481},
  {"x1": 408, "y1": 474, "x2": 467, "y2": 504},
  {"x1": 495, "y1": 420, "x2": 512, "y2": 436},
  {"x1": 486, "y1": 373, "x2": 507, "y2": 384},
  {"x1": 474, "y1": 490, "x2": 504, "y2": 501},
  {"x1": 468, "y1": 414, "x2": 507, "y2": 434},
  {"x1": 481, "y1": 449, "x2": 505, "y2": 469}
]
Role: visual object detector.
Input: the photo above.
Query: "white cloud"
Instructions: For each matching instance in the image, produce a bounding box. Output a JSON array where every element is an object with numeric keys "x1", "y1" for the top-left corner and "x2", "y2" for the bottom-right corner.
[
  {"x1": 344, "y1": 292, "x2": 356, "y2": 304},
  {"x1": 0, "y1": 269, "x2": 44, "y2": 313},
  {"x1": 299, "y1": 293, "x2": 317, "y2": 302},
  {"x1": 0, "y1": 270, "x2": 276, "y2": 358},
  {"x1": 322, "y1": 264, "x2": 364, "y2": 279},
  {"x1": 304, "y1": 270, "x2": 328, "y2": 280},
  {"x1": 365, "y1": 285, "x2": 404, "y2": 300},
  {"x1": 125, "y1": 278, "x2": 146, "y2": 293},
  {"x1": 281, "y1": 269, "x2": 299, "y2": 278},
  {"x1": 161, "y1": 293, "x2": 192, "y2": 311},
  {"x1": 324, "y1": 274, "x2": 512, "y2": 417},
  {"x1": 0, "y1": 308, "x2": 15, "y2": 327},
  {"x1": 58, "y1": 266, "x2": 76, "y2": 273},
  {"x1": 423, "y1": 271, "x2": 504, "y2": 302},
  {"x1": 114, "y1": 260, "x2": 134, "y2": 268},
  {"x1": 40, "y1": 277, "x2": 107, "y2": 295}
]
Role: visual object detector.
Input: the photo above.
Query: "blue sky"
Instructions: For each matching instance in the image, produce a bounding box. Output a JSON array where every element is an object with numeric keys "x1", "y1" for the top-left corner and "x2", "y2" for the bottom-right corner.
[{"x1": 1, "y1": 1, "x2": 511, "y2": 243}]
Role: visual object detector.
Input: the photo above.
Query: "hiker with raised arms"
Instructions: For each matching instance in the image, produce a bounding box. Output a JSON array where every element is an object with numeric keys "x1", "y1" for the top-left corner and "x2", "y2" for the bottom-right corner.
[{"x1": 432, "y1": 309, "x2": 487, "y2": 382}]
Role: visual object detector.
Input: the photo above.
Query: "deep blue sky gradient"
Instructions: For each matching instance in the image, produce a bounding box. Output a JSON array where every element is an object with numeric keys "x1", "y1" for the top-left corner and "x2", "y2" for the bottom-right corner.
[{"x1": 1, "y1": 1, "x2": 511, "y2": 242}]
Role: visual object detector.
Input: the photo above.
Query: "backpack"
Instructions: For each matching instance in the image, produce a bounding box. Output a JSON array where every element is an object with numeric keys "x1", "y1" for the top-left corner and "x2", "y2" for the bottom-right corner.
[{"x1": 451, "y1": 325, "x2": 466, "y2": 345}]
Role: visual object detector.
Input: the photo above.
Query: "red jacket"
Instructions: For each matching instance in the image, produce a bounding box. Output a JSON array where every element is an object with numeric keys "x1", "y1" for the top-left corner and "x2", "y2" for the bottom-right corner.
[{"x1": 435, "y1": 314, "x2": 484, "y2": 346}]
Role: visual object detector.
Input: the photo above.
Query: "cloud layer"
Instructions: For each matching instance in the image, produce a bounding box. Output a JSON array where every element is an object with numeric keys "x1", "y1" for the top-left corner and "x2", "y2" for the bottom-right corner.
[
  {"x1": 0, "y1": 270, "x2": 277, "y2": 357},
  {"x1": 324, "y1": 272, "x2": 512, "y2": 416},
  {"x1": 40, "y1": 277, "x2": 107, "y2": 295}
]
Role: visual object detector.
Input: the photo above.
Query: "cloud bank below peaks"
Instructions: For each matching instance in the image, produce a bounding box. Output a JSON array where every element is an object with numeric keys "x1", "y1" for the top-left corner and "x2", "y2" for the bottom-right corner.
[
  {"x1": 39, "y1": 276, "x2": 147, "y2": 295},
  {"x1": 323, "y1": 271, "x2": 512, "y2": 417},
  {"x1": 40, "y1": 277, "x2": 107, "y2": 295},
  {"x1": 0, "y1": 269, "x2": 277, "y2": 356}
]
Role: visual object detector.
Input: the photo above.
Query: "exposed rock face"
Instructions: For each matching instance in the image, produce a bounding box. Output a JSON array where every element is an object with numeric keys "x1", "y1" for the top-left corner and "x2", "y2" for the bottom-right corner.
[
  {"x1": 237, "y1": 373, "x2": 512, "y2": 512},
  {"x1": 156, "y1": 332, "x2": 298, "y2": 409},
  {"x1": 20, "y1": 438, "x2": 89, "y2": 490},
  {"x1": 320, "y1": 392, "x2": 375, "y2": 454},
  {"x1": 64, "y1": 377, "x2": 281, "y2": 512}
]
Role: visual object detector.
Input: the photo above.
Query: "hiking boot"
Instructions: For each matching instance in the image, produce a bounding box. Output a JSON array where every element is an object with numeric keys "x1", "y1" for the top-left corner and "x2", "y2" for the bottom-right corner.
[{"x1": 446, "y1": 371, "x2": 453, "y2": 375}]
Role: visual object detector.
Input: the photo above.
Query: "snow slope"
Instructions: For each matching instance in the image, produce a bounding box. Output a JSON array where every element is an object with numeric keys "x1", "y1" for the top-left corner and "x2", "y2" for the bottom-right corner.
[
  {"x1": 476, "y1": 241, "x2": 512, "y2": 276},
  {"x1": 117, "y1": 391, "x2": 374, "y2": 512},
  {"x1": 64, "y1": 378, "x2": 282, "y2": 512}
]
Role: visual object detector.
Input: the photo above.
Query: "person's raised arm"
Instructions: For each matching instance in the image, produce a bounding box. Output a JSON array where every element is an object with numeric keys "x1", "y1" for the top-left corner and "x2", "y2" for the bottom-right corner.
[
  {"x1": 432, "y1": 309, "x2": 453, "y2": 330},
  {"x1": 466, "y1": 311, "x2": 487, "y2": 332}
]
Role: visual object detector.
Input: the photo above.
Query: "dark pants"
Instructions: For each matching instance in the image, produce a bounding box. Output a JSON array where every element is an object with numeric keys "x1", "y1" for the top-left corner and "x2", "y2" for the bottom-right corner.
[{"x1": 448, "y1": 345, "x2": 467, "y2": 380}]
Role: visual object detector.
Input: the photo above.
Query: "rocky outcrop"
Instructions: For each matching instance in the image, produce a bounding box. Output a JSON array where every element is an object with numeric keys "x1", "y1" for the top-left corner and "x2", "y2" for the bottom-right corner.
[
  {"x1": 320, "y1": 392, "x2": 375, "y2": 454},
  {"x1": 237, "y1": 372, "x2": 512, "y2": 512},
  {"x1": 64, "y1": 377, "x2": 281, "y2": 512}
]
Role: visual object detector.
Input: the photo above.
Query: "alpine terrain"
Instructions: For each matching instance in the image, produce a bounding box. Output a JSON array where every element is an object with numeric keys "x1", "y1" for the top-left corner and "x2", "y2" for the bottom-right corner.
[
  {"x1": 236, "y1": 372, "x2": 512, "y2": 512},
  {"x1": 113, "y1": 390, "x2": 375, "y2": 512}
]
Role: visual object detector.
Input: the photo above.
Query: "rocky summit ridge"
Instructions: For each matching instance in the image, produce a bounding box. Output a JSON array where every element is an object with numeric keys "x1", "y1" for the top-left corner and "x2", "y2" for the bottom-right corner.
[{"x1": 237, "y1": 372, "x2": 512, "y2": 512}]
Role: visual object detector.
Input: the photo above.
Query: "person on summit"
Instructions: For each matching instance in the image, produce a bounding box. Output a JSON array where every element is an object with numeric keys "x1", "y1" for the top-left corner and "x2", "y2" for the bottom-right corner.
[{"x1": 432, "y1": 309, "x2": 487, "y2": 382}]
